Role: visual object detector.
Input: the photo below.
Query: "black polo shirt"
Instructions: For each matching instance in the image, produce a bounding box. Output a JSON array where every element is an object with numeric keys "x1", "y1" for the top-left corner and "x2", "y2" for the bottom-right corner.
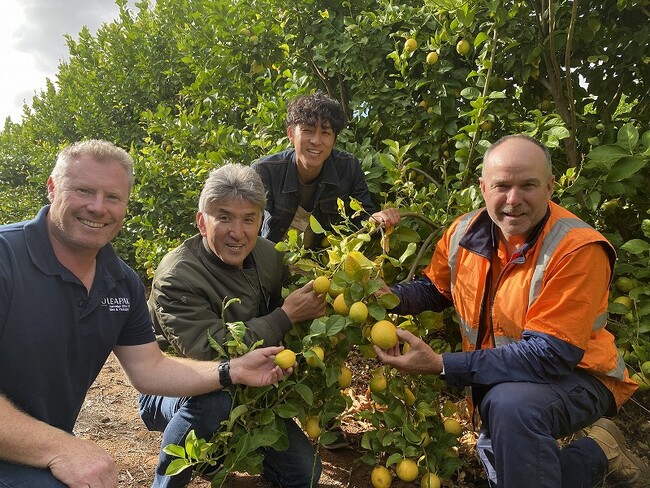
[{"x1": 0, "y1": 206, "x2": 155, "y2": 432}]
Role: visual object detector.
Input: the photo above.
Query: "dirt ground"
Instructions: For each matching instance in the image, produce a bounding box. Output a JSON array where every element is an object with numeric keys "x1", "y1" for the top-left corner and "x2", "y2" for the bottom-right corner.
[{"x1": 76, "y1": 353, "x2": 650, "y2": 488}]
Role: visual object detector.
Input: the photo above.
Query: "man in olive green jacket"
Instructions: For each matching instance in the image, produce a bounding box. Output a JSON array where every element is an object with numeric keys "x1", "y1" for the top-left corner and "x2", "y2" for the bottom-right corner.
[{"x1": 139, "y1": 163, "x2": 325, "y2": 488}]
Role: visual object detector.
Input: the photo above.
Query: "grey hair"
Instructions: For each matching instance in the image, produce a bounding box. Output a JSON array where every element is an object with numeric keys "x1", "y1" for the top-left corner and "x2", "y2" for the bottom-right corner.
[
  {"x1": 482, "y1": 134, "x2": 552, "y2": 177},
  {"x1": 52, "y1": 140, "x2": 134, "y2": 188},
  {"x1": 198, "y1": 163, "x2": 267, "y2": 214}
]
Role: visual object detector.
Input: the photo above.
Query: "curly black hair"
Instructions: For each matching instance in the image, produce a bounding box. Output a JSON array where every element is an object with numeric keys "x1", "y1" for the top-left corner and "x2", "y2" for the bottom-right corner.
[{"x1": 285, "y1": 91, "x2": 346, "y2": 135}]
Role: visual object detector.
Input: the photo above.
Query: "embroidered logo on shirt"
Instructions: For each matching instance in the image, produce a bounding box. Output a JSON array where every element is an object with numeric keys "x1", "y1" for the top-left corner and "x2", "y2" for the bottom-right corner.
[{"x1": 101, "y1": 297, "x2": 131, "y2": 312}]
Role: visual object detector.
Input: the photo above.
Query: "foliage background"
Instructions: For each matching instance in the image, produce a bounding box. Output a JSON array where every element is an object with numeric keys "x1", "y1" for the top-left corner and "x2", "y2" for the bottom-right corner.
[{"x1": 1, "y1": 0, "x2": 649, "y2": 479}]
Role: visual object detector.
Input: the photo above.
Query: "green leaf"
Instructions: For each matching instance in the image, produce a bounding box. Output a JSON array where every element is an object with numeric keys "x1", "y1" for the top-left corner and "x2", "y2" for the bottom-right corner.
[
  {"x1": 621, "y1": 239, "x2": 650, "y2": 255},
  {"x1": 460, "y1": 87, "x2": 481, "y2": 100},
  {"x1": 378, "y1": 293, "x2": 400, "y2": 309},
  {"x1": 165, "y1": 458, "x2": 192, "y2": 476},
  {"x1": 586, "y1": 145, "x2": 629, "y2": 164},
  {"x1": 474, "y1": 32, "x2": 489, "y2": 47},
  {"x1": 293, "y1": 383, "x2": 315, "y2": 405},
  {"x1": 548, "y1": 126, "x2": 570, "y2": 140},
  {"x1": 605, "y1": 156, "x2": 648, "y2": 182},
  {"x1": 229, "y1": 404, "x2": 249, "y2": 423},
  {"x1": 162, "y1": 443, "x2": 187, "y2": 459},
  {"x1": 309, "y1": 215, "x2": 325, "y2": 234},
  {"x1": 275, "y1": 403, "x2": 300, "y2": 418},
  {"x1": 617, "y1": 123, "x2": 639, "y2": 152}
]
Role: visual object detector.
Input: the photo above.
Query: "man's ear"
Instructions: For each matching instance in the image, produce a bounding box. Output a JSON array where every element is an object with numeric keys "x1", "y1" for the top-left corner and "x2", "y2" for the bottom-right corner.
[
  {"x1": 46, "y1": 176, "x2": 56, "y2": 202},
  {"x1": 196, "y1": 211, "x2": 207, "y2": 236},
  {"x1": 287, "y1": 125, "x2": 295, "y2": 143}
]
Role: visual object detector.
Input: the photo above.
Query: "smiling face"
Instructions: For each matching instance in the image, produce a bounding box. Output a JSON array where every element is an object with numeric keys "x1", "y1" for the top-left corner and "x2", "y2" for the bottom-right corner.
[
  {"x1": 479, "y1": 138, "x2": 554, "y2": 246},
  {"x1": 287, "y1": 121, "x2": 336, "y2": 183},
  {"x1": 196, "y1": 198, "x2": 262, "y2": 268},
  {"x1": 46, "y1": 155, "x2": 130, "y2": 256}
]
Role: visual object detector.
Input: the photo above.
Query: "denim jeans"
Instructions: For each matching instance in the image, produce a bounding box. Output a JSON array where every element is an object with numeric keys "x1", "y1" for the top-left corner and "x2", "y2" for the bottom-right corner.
[
  {"x1": 138, "y1": 390, "x2": 321, "y2": 488},
  {"x1": 0, "y1": 461, "x2": 68, "y2": 487},
  {"x1": 475, "y1": 371, "x2": 615, "y2": 487}
]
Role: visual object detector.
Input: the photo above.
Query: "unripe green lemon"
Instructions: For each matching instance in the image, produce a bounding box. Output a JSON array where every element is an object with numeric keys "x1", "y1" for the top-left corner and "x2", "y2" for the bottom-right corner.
[{"x1": 456, "y1": 39, "x2": 470, "y2": 55}]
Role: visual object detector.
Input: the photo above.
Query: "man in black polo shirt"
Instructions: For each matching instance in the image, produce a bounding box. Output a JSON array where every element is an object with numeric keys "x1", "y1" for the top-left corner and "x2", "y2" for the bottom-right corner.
[{"x1": 0, "y1": 140, "x2": 293, "y2": 488}]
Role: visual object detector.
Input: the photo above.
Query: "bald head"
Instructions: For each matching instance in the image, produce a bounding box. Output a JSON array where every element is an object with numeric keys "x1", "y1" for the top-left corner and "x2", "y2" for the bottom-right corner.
[{"x1": 482, "y1": 135, "x2": 552, "y2": 178}]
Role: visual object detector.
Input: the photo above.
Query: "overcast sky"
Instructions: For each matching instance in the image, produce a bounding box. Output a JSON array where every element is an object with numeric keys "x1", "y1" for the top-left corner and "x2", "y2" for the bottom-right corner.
[{"x1": 0, "y1": 0, "x2": 136, "y2": 123}]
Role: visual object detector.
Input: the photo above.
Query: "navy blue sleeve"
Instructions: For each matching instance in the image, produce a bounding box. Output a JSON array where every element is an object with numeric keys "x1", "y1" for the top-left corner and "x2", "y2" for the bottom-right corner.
[
  {"x1": 442, "y1": 330, "x2": 585, "y2": 387},
  {"x1": 389, "y1": 276, "x2": 453, "y2": 315}
]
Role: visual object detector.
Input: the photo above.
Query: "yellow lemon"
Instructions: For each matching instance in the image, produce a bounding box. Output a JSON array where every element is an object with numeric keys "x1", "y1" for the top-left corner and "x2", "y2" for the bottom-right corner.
[
  {"x1": 421, "y1": 472, "x2": 442, "y2": 488},
  {"x1": 369, "y1": 374, "x2": 387, "y2": 393},
  {"x1": 333, "y1": 294, "x2": 350, "y2": 315},
  {"x1": 312, "y1": 276, "x2": 331, "y2": 294},
  {"x1": 426, "y1": 51, "x2": 439, "y2": 64},
  {"x1": 349, "y1": 302, "x2": 368, "y2": 323},
  {"x1": 371, "y1": 320, "x2": 398, "y2": 349},
  {"x1": 371, "y1": 465, "x2": 393, "y2": 488},
  {"x1": 305, "y1": 417, "x2": 322, "y2": 439},
  {"x1": 305, "y1": 346, "x2": 324, "y2": 367},
  {"x1": 615, "y1": 277, "x2": 635, "y2": 293},
  {"x1": 404, "y1": 38, "x2": 418, "y2": 52},
  {"x1": 443, "y1": 418, "x2": 462, "y2": 437},
  {"x1": 338, "y1": 365, "x2": 352, "y2": 389},
  {"x1": 273, "y1": 349, "x2": 296, "y2": 369},
  {"x1": 396, "y1": 459, "x2": 418, "y2": 482}
]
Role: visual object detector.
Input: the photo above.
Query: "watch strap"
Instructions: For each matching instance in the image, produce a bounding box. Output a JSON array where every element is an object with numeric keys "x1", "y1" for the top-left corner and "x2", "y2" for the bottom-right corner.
[{"x1": 218, "y1": 359, "x2": 233, "y2": 388}]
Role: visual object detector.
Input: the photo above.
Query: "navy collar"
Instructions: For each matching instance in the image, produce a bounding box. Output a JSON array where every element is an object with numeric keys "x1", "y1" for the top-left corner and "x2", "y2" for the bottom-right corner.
[{"x1": 459, "y1": 206, "x2": 551, "y2": 260}]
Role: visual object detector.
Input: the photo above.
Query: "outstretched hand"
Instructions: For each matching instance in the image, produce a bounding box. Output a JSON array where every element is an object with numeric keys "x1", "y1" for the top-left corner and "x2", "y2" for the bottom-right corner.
[
  {"x1": 282, "y1": 280, "x2": 326, "y2": 323},
  {"x1": 374, "y1": 329, "x2": 444, "y2": 375},
  {"x1": 230, "y1": 346, "x2": 294, "y2": 386}
]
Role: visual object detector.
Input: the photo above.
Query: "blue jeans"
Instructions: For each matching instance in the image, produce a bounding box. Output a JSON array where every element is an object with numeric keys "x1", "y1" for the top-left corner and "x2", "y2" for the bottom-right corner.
[
  {"x1": 475, "y1": 371, "x2": 615, "y2": 488},
  {"x1": 138, "y1": 390, "x2": 321, "y2": 488},
  {"x1": 0, "y1": 462, "x2": 67, "y2": 487}
]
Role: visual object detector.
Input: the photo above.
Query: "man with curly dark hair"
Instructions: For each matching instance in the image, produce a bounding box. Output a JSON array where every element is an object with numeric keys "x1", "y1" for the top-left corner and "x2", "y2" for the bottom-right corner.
[{"x1": 252, "y1": 91, "x2": 399, "y2": 247}]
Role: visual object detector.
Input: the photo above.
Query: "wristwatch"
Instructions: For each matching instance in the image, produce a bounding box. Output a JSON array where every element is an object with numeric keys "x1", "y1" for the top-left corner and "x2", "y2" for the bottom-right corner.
[{"x1": 218, "y1": 359, "x2": 233, "y2": 388}]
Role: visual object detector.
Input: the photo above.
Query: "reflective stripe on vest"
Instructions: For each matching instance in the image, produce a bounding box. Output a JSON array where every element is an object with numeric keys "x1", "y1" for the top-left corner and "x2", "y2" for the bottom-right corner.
[{"x1": 448, "y1": 209, "x2": 481, "y2": 298}]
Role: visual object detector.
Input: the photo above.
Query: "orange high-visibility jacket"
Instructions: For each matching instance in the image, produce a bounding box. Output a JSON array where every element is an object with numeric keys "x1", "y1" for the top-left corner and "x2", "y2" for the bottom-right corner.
[{"x1": 424, "y1": 202, "x2": 637, "y2": 408}]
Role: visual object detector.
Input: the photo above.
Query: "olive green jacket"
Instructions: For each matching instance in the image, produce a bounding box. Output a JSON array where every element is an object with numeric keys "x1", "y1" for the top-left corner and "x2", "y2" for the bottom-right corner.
[{"x1": 148, "y1": 234, "x2": 292, "y2": 360}]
